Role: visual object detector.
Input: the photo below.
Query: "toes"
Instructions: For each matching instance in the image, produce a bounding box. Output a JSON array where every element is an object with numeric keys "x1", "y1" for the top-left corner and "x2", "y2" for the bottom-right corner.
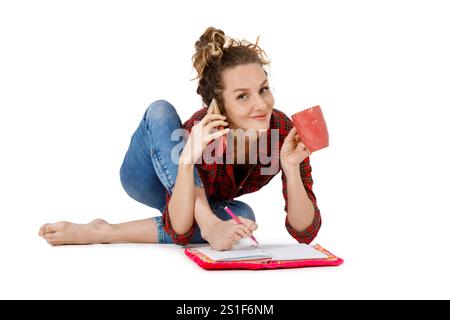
[
  {"x1": 40, "y1": 222, "x2": 65, "y2": 236},
  {"x1": 39, "y1": 223, "x2": 49, "y2": 236},
  {"x1": 48, "y1": 221, "x2": 68, "y2": 233},
  {"x1": 234, "y1": 226, "x2": 250, "y2": 239},
  {"x1": 43, "y1": 232, "x2": 62, "y2": 246},
  {"x1": 229, "y1": 232, "x2": 242, "y2": 243},
  {"x1": 240, "y1": 218, "x2": 258, "y2": 231},
  {"x1": 240, "y1": 225, "x2": 253, "y2": 237},
  {"x1": 43, "y1": 232, "x2": 60, "y2": 240}
]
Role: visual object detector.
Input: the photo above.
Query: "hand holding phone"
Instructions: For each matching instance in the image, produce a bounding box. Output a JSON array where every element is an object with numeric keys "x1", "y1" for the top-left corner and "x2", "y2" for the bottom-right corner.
[
  {"x1": 208, "y1": 98, "x2": 228, "y2": 157},
  {"x1": 179, "y1": 99, "x2": 229, "y2": 165}
]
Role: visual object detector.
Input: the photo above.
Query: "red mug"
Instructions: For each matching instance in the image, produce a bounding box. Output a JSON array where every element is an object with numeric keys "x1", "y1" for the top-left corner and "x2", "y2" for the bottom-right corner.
[{"x1": 291, "y1": 105, "x2": 329, "y2": 153}]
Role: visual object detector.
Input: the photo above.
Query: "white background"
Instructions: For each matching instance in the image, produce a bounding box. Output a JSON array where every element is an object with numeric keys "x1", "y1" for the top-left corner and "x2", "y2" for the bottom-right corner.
[{"x1": 1, "y1": 0, "x2": 449, "y2": 299}]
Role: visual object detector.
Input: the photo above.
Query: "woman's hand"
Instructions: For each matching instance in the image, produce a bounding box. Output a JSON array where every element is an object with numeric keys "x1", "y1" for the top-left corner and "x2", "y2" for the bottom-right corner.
[
  {"x1": 280, "y1": 127, "x2": 311, "y2": 170},
  {"x1": 179, "y1": 105, "x2": 229, "y2": 165}
]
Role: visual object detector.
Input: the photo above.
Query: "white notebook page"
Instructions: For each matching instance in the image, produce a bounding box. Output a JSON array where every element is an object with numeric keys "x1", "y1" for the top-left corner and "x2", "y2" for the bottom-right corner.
[
  {"x1": 195, "y1": 243, "x2": 327, "y2": 261},
  {"x1": 196, "y1": 247, "x2": 270, "y2": 261},
  {"x1": 266, "y1": 244, "x2": 327, "y2": 260}
]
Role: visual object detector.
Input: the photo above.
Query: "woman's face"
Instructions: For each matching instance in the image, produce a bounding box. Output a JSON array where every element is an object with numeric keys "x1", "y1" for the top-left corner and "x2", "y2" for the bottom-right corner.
[{"x1": 221, "y1": 63, "x2": 274, "y2": 133}]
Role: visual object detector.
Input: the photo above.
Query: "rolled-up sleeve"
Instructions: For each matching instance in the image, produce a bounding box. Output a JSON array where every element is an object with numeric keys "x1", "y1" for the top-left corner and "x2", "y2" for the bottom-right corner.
[
  {"x1": 281, "y1": 156, "x2": 322, "y2": 244},
  {"x1": 161, "y1": 192, "x2": 197, "y2": 245}
]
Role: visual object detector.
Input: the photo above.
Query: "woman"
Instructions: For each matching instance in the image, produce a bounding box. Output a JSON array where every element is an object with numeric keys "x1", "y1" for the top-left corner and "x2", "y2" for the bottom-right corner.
[{"x1": 39, "y1": 27, "x2": 322, "y2": 251}]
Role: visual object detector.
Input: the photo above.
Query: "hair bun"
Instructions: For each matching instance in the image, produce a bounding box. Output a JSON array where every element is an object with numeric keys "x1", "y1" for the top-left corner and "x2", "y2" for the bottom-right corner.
[{"x1": 192, "y1": 27, "x2": 228, "y2": 80}]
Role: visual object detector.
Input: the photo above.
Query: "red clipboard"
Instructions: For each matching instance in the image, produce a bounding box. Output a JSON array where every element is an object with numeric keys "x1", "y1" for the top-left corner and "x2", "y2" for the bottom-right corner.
[{"x1": 184, "y1": 244, "x2": 344, "y2": 270}]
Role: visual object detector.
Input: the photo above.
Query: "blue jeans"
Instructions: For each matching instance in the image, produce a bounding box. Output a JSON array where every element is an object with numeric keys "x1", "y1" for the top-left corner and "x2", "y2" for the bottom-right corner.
[{"x1": 119, "y1": 100, "x2": 256, "y2": 244}]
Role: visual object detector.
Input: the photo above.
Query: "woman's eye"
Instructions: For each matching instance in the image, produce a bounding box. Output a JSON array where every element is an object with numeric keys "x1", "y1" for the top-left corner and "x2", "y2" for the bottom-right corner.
[
  {"x1": 237, "y1": 87, "x2": 270, "y2": 100},
  {"x1": 260, "y1": 86, "x2": 270, "y2": 94}
]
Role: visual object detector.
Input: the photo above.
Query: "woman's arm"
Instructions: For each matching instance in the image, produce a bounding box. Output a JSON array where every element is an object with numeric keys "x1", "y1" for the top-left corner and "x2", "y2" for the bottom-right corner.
[
  {"x1": 167, "y1": 163, "x2": 197, "y2": 235},
  {"x1": 283, "y1": 166, "x2": 315, "y2": 231},
  {"x1": 280, "y1": 126, "x2": 322, "y2": 243},
  {"x1": 167, "y1": 106, "x2": 228, "y2": 236}
]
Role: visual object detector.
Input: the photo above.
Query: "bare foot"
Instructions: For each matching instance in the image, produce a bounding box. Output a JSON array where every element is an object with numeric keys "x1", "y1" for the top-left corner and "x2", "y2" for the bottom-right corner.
[
  {"x1": 201, "y1": 217, "x2": 258, "y2": 251},
  {"x1": 38, "y1": 219, "x2": 111, "y2": 246}
]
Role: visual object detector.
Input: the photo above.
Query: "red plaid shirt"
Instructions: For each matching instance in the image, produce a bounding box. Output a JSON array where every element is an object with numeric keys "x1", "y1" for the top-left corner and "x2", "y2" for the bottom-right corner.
[{"x1": 162, "y1": 107, "x2": 322, "y2": 245}]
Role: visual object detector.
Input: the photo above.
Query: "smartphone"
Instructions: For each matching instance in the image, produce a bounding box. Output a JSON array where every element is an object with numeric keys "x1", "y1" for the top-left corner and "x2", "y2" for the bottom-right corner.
[{"x1": 209, "y1": 98, "x2": 227, "y2": 157}]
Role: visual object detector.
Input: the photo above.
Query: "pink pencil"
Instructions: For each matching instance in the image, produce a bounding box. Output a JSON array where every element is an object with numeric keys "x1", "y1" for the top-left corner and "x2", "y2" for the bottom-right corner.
[{"x1": 224, "y1": 206, "x2": 260, "y2": 246}]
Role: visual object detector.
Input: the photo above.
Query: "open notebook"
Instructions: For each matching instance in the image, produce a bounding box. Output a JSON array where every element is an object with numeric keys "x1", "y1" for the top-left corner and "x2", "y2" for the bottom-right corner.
[
  {"x1": 196, "y1": 243, "x2": 328, "y2": 262},
  {"x1": 185, "y1": 241, "x2": 344, "y2": 270}
]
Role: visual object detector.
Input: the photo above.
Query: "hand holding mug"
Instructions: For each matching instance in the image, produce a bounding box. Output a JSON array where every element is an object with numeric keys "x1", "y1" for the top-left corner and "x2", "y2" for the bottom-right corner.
[{"x1": 280, "y1": 105, "x2": 329, "y2": 169}]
